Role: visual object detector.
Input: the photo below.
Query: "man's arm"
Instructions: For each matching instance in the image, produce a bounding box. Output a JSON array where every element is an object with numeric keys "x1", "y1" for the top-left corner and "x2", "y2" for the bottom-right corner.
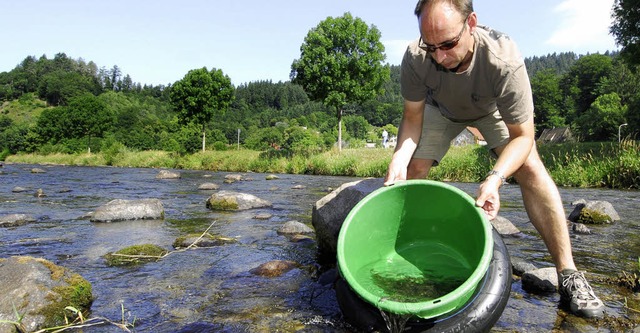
[
  {"x1": 475, "y1": 117, "x2": 536, "y2": 218},
  {"x1": 384, "y1": 99, "x2": 426, "y2": 185}
]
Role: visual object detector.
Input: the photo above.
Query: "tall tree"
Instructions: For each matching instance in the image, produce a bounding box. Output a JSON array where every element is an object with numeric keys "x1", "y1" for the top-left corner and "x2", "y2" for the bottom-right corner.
[
  {"x1": 34, "y1": 93, "x2": 115, "y2": 152},
  {"x1": 170, "y1": 67, "x2": 234, "y2": 152},
  {"x1": 110, "y1": 65, "x2": 122, "y2": 91},
  {"x1": 560, "y1": 54, "x2": 613, "y2": 122},
  {"x1": 290, "y1": 12, "x2": 389, "y2": 151},
  {"x1": 38, "y1": 70, "x2": 101, "y2": 106},
  {"x1": 610, "y1": 0, "x2": 640, "y2": 67},
  {"x1": 574, "y1": 93, "x2": 627, "y2": 141},
  {"x1": 65, "y1": 94, "x2": 115, "y2": 152},
  {"x1": 530, "y1": 69, "x2": 565, "y2": 135}
]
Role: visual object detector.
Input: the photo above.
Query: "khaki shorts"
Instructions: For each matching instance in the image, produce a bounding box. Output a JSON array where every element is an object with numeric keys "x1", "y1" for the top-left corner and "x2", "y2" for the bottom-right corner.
[{"x1": 413, "y1": 104, "x2": 510, "y2": 165}]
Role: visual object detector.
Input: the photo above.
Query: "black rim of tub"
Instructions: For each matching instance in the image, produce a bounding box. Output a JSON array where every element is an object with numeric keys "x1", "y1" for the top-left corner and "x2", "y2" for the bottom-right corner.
[{"x1": 335, "y1": 228, "x2": 512, "y2": 333}]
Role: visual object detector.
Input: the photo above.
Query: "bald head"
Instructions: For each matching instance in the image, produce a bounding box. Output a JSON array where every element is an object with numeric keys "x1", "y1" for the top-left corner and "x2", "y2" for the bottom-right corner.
[{"x1": 414, "y1": 0, "x2": 473, "y2": 19}]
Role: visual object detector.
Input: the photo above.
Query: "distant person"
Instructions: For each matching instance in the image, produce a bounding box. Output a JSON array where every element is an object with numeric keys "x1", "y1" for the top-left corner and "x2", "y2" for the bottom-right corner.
[
  {"x1": 382, "y1": 129, "x2": 389, "y2": 148},
  {"x1": 384, "y1": 0, "x2": 604, "y2": 318}
]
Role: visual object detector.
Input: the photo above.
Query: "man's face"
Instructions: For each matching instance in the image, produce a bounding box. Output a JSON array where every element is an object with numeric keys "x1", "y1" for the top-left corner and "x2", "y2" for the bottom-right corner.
[{"x1": 418, "y1": 3, "x2": 473, "y2": 70}]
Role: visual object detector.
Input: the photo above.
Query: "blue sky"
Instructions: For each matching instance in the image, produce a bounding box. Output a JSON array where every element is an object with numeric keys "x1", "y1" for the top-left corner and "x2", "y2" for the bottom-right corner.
[{"x1": 1, "y1": 0, "x2": 618, "y2": 87}]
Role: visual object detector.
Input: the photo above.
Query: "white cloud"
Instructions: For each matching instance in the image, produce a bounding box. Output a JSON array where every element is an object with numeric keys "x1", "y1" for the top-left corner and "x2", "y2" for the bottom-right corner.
[
  {"x1": 383, "y1": 39, "x2": 413, "y2": 65},
  {"x1": 545, "y1": 0, "x2": 618, "y2": 52}
]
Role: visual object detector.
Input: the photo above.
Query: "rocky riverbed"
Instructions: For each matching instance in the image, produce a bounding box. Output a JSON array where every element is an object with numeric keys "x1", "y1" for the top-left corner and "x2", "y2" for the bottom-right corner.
[{"x1": 1, "y1": 163, "x2": 640, "y2": 332}]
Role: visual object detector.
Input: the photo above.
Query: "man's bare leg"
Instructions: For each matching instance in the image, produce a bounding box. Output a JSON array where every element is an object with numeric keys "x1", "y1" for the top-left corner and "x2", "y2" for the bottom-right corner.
[
  {"x1": 508, "y1": 145, "x2": 576, "y2": 272},
  {"x1": 507, "y1": 145, "x2": 603, "y2": 317},
  {"x1": 407, "y1": 158, "x2": 435, "y2": 180}
]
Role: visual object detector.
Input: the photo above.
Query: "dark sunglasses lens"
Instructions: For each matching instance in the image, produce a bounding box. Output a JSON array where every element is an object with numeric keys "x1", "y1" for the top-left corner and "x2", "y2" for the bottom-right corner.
[{"x1": 438, "y1": 41, "x2": 457, "y2": 51}]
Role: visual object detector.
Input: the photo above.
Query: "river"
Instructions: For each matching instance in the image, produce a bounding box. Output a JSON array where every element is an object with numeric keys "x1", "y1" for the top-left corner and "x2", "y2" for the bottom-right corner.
[{"x1": 1, "y1": 163, "x2": 639, "y2": 332}]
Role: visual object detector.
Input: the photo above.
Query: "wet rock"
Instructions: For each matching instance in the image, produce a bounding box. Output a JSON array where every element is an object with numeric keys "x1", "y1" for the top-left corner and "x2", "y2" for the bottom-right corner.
[
  {"x1": 224, "y1": 174, "x2": 243, "y2": 182},
  {"x1": 206, "y1": 191, "x2": 272, "y2": 211},
  {"x1": 291, "y1": 184, "x2": 305, "y2": 189},
  {"x1": 287, "y1": 234, "x2": 314, "y2": 243},
  {"x1": 156, "y1": 170, "x2": 181, "y2": 179},
  {"x1": 197, "y1": 182, "x2": 219, "y2": 190},
  {"x1": 12, "y1": 186, "x2": 28, "y2": 193},
  {"x1": 277, "y1": 220, "x2": 314, "y2": 235},
  {"x1": 34, "y1": 188, "x2": 46, "y2": 197},
  {"x1": 254, "y1": 213, "x2": 273, "y2": 220},
  {"x1": 312, "y1": 178, "x2": 383, "y2": 260},
  {"x1": 91, "y1": 198, "x2": 165, "y2": 222},
  {"x1": 31, "y1": 168, "x2": 46, "y2": 173},
  {"x1": 521, "y1": 267, "x2": 558, "y2": 293},
  {"x1": 568, "y1": 200, "x2": 620, "y2": 224},
  {"x1": 572, "y1": 222, "x2": 592, "y2": 234},
  {"x1": 317, "y1": 268, "x2": 338, "y2": 286},
  {"x1": 250, "y1": 260, "x2": 299, "y2": 278},
  {"x1": 0, "y1": 256, "x2": 93, "y2": 332},
  {"x1": 172, "y1": 233, "x2": 237, "y2": 249},
  {"x1": 0, "y1": 213, "x2": 37, "y2": 227},
  {"x1": 265, "y1": 174, "x2": 279, "y2": 180},
  {"x1": 511, "y1": 257, "x2": 537, "y2": 276},
  {"x1": 490, "y1": 215, "x2": 521, "y2": 236}
]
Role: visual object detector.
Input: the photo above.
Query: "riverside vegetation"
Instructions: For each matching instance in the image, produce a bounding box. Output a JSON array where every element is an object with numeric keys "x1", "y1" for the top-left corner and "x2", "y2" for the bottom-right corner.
[{"x1": 6, "y1": 138, "x2": 640, "y2": 189}]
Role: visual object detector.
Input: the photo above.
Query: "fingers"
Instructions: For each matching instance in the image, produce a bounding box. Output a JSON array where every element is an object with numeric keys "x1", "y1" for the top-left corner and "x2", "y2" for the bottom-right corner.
[
  {"x1": 476, "y1": 197, "x2": 498, "y2": 220},
  {"x1": 384, "y1": 166, "x2": 406, "y2": 186}
]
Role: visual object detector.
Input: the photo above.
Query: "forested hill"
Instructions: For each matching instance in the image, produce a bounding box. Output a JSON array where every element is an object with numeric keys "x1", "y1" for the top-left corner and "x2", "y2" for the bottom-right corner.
[
  {"x1": 1, "y1": 49, "x2": 637, "y2": 159},
  {"x1": 524, "y1": 50, "x2": 620, "y2": 77},
  {"x1": 525, "y1": 52, "x2": 580, "y2": 77}
]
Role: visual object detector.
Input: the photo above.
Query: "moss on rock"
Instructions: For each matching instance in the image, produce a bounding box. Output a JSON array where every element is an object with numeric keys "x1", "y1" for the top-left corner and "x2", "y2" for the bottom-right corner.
[
  {"x1": 206, "y1": 196, "x2": 239, "y2": 210},
  {"x1": 105, "y1": 244, "x2": 168, "y2": 266},
  {"x1": 576, "y1": 207, "x2": 612, "y2": 224},
  {"x1": 34, "y1": 258, "x2": 93, "y2": 328},
  {"x1": 172, "y1": 233, "x2": 238, "y2": 249}
]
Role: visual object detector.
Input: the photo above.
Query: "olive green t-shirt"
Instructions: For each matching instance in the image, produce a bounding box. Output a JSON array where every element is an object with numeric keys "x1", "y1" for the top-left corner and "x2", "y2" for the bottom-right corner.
[{"x1": 400, "y1": 25, "x2": 533, "y2": 124}]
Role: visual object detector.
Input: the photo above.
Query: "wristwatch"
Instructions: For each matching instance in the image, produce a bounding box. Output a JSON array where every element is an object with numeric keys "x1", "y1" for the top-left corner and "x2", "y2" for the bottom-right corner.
[{"x1": 486, "y1": 170, "x2": 507, "y2": 185}]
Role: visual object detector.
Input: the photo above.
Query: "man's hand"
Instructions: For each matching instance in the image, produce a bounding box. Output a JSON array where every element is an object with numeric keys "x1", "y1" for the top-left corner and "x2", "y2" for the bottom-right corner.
[
  {"x1": 383, "y1": 159, "x2": 407, "y2": 186},
  {"x1": 475, "y1": 177, "x2": 502, "y2": 219}
]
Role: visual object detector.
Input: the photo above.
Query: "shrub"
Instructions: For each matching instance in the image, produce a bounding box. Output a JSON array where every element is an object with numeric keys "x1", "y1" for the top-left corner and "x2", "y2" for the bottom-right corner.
[
  {"x1": 100, "y1": 137, "x2": 127, "y2": 166},
  {"x1": 211, "y1": 141, "x2": 228, "y2": 151},
  {"x1": 0, "y1": 148, "x2": 9, "y2": 161}
]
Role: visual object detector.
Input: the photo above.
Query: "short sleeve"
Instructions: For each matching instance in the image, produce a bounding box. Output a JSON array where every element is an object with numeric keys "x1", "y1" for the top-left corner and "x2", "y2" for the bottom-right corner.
[
  {"x1": 400, "y1": 41, "x2": 429, "y2": 102},
  {"x1": 495, "y1": 63, "x2": 533, "y2": 124}
]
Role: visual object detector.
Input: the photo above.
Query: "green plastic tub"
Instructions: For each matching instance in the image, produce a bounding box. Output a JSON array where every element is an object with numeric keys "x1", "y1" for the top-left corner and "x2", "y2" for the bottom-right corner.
[{"x1": 337, "y1": 180, "x2": 493, "y2": 319}]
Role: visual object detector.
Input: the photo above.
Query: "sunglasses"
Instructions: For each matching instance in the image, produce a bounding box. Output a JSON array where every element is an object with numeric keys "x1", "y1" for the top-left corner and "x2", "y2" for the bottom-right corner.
[{"x1": 419, "y1": 16, "x2": 468, "y2": 53}]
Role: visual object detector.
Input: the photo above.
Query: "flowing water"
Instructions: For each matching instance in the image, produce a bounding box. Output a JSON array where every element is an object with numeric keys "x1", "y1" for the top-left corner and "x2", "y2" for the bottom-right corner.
[
  {"x1": 379, "y1": 310, "x2": 411, "y2": 333},
  {"x1": 1, "y1": 163, "x2": 640, "y2": 332}
]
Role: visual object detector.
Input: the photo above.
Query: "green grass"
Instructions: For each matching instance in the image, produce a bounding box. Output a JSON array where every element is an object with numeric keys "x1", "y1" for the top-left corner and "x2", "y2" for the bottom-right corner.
[{"x1": 6, "y1": 140, "x2": 640, "y2": 189}]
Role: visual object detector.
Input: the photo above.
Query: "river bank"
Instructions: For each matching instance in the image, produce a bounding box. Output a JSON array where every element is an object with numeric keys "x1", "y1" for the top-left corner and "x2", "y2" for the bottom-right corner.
[{"x1": 5, "y1": 140, "x2": 640, "y2": 189}]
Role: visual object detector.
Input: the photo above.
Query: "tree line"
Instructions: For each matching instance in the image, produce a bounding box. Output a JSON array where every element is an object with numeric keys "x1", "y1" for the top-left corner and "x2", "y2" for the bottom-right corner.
[{"x1": 1, "y1": 6, "x2": 639, "y2": 159}]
